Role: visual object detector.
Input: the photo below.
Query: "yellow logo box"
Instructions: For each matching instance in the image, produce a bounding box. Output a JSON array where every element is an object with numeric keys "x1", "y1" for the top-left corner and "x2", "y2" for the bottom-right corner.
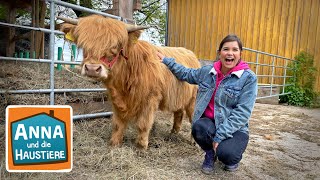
[{"x1": 6, "y1": 105, "x2": 73, "y2": 172}]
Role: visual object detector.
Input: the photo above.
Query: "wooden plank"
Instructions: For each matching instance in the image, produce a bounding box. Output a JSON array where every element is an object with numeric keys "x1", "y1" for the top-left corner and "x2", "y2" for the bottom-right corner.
[
  {"x1": 299, "y1": 0, "x2": 312, "y2": 52},
  {"x1": 265, "y1": 0, "x2": 276, "y2": 83},
  {"x1": 183, "y1": 0, "x2": 190, "y2": 50},
  {"x1": 247, "y1": 1, "x2": 261, "y2": 66},
  {"x1": 167, "y1": 0, "x2": 174, "y2": 46},
  {"x1": 251, "y1": 0, "x2": 262, "y2": 73},
  {"x1": 199, "y1": 0, "x2": 208, "y2": 59},
  {"x1": 179, "y1": 0, "x2": 186, "y2": 48},
  {"x1": 271, "y1": 0, "x2": 282, "y2": 55},
  {"x1": 193, "y1": 0, "x2": 202, "y2": 56},
  {"x1": 204, "y1": 0, "x2": 214, "y2": 60},
  {"x1": 276, "y1": 0, "x2": 289, "y2": 85},
  {"x1": 240, "y1": 0, "x2": 249, "y2": 51},
  {"x1": 257, "y1": 0, "x2": 268, "y2": 81},
  {"x1": 306, "y1": 0, "x2": 319, "y2": 53},
  {"x1": 314, "y1": 0, "x2": 320, "y2": 92},
  {"x1": 228, "y1": 0, "x2": 236, "y2": 34},
  {"x1": 209, "y1": 0, "x2": 219, "y2": 59},
  {"x1": 215, "y1": 0, "x2": 225, "y2": 55},
  {"x1": 284, "y1": 0, "x2": 297, "y2": 59},
  {"x1": 222, "y1": 0, "x2": 230, "y2": 35},
  {"x1": 234, "y1": 0, "x2": 242, "y2": 36},
  {"x1": 175, "y1": 0, "x2": 181, "y2": 47},
  {"x1": 292, "y1": 0, "x2": 303, "y2": 57},
  {"x1": 189, "y1": 0, "x2": 196, "y2": 52},
  {"x1": 246, "y1": 0, "x2": 255, "y2": 49}
]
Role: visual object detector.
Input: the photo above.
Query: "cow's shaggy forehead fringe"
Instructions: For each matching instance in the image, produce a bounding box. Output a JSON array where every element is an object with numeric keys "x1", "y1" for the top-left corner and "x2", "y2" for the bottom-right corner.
[{"x1": 74, "y1": 15, "x2": 128, "y2": 58}]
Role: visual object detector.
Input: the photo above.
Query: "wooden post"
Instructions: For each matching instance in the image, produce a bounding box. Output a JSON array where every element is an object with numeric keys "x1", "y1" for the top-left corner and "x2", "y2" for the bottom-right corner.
[
  {"x1": 30, "y1": 0, "x2": 36, "y2": 56},
  {"x1": 105, "y1": 0, "x2": 141, "y2": 23},
  {"x1": 35, "y1": 0, "x2": 40, "y2": 58},
  {"x1": 39, "y1": 1, "x2": 46, "y2": 58},
  {"x1": 6, "y1": 6, "x2": 16, "y2": 57},
  {"x1": 119, "y1": 0, "x2": 133, "y2": 20}
]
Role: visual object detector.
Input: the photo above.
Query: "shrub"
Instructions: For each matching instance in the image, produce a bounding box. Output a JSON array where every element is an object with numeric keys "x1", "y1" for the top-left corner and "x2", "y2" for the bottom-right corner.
[{"x1": 280, "y1": 51, "x2": 318, "y2": 107}]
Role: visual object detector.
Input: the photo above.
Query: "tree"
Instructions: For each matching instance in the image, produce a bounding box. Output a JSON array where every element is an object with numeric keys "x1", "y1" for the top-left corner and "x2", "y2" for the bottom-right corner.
[{"x1": 133, "y1": 0, "x2": 167, "y2": 45}]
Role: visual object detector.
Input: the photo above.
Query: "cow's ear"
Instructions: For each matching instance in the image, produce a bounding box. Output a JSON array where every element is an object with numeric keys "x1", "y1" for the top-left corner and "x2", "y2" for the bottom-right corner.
[
  {"x1": 128, "y1": 30, "x2": 142, "y2": 44},
  {"x1": 60, "y1": 23, "x2": 77, "y2": 42}
]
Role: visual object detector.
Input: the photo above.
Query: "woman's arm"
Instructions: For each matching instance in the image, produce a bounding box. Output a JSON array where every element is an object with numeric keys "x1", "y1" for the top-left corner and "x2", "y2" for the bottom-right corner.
[{"x1": 157, "y1": 52, "x2": 202, "y2": 84}]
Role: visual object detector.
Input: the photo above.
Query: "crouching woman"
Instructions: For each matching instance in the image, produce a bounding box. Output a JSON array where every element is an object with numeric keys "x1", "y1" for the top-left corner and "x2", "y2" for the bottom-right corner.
[{"x1": 157, "y1": 34, "x2": 257, "y2": 174}]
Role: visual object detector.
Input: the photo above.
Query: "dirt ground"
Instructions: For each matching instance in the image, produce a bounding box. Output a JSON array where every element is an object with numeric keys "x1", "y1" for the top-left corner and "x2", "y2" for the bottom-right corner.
[
  {"x1": 0, "y1": 61, "x2": 319, "y2": 179},
  {"x1": 0, "y1": 101, "x2": 319, "y2": 180}
]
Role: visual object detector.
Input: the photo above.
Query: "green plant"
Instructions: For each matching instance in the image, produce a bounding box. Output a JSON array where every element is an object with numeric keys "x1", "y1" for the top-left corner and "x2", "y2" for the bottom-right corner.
[{"x1": 280, "y1": 51, "x2": 318, "y2": 107}]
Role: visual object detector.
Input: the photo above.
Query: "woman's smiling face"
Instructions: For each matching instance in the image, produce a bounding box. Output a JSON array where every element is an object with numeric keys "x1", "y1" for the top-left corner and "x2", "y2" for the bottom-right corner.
[{"x1": 219, "y1": 41, "x2": 242, "y2": 74}]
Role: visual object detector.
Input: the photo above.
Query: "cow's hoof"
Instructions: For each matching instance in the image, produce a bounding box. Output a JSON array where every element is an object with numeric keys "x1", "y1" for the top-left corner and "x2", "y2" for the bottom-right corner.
[
  {"x1": 136, "y1": 144, "x2": 148, "y2": 150},
  {"x1": 136, "y1": 142, "x2": 148, "y2": 150},
  {"x1": 171, "y1": 128, "x2": 180, "y2": 134},
  {"x1": 110, "y1": 139, "x2": 122, "y2": 147}
]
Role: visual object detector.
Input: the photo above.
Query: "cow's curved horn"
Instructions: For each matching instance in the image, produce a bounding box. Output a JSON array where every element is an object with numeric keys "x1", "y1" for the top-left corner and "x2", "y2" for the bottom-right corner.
[
  {"x1": 57, "y1": 16, "x2": 78, "y2": 25},
  {"x1": 125, "y1": 24, "x2": 149, "y2": 32}
]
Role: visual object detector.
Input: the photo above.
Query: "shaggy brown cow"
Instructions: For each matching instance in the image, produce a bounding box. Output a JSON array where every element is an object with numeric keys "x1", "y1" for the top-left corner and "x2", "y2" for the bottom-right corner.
[{"x1": 59, "y1": 15, "x2": 201, "y2": 149}]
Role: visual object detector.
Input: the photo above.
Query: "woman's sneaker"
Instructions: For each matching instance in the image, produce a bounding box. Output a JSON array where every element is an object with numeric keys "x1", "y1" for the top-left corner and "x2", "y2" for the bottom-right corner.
[
  {"x1": 224, "y1": 163, "x2": 239, "y2": 172},
  {"x1": 201, "y1": 150, "x2": 215, "y2": 174}
]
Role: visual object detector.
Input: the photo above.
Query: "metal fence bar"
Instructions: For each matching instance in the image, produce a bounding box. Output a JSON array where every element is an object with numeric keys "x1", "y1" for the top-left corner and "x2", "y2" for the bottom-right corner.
[
  {"x1": 0, "y1": 88, "x2": 106, "y2": 94},
  {"x1": 45, "y1": 0, "x2": 121, "y2": 20},
  {"x1": 255, "y1": 53, "x2": 259, "y2": 75},
  {"x1": 0, "y1": 22, "x2": 64, "y2": 35},
  {"x1": 282, "y1": 59, "x2": 289, "y2": 94},
  {"x1": 49, "y1": 1, "x2": 56, "y2": 105},
  {"x1": 73, "y1": 112, "x2": 113, "y2": 121},
  {"x1": 247, "y1": 62, "x2": 293, "y2": 69},
  {"x1": 257, "y1": 75, "x2": 294, "y2": 78},
  {"x1": 269, "y1": 57, "x2": 275, "y2": 96},
  {"x1": 256, "y1": 92, "x2": 291, "y2": 99},
  {"x1": 258, "y1": 84, "x2": 294, "y2": 88},
  {"x1": 243, "y1": 47, "x2": 295, "y2": 61},
  {"x1": 0, "y1": 56, "x2": 82, "y2": 65}
]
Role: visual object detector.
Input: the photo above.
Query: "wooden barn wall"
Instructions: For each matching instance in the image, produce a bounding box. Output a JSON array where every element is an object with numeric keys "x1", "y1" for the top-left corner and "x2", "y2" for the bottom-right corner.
[{"x1": 167, "y1": 0, "x2": 320, "y2": 92}]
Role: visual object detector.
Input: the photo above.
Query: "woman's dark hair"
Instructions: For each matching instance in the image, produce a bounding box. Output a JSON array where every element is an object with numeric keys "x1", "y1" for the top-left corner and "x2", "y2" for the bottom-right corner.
[{"x1": 218, "y1": 34, "x2": 243, "y2": 52}]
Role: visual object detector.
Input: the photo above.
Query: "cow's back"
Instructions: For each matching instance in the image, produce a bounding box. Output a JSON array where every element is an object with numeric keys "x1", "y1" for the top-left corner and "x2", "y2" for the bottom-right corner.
[{"x1": 157, "y1": 47, "x2": 201, "y2": 112}]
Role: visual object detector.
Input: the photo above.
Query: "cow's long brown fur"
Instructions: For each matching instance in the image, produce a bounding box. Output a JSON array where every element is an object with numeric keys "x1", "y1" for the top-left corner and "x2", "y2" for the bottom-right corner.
[{"x1": 61, "y1": 15, "x2": 201, "y2": 149}]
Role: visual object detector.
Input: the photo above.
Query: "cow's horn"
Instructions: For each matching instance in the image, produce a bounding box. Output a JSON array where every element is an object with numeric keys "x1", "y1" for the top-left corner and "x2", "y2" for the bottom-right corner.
[
  {"x1": 126, "y1": 24, "x2": 149, "y2": 32},
  {"x1": 57, "y1": 16, "x2": 78, "y2": 25}
]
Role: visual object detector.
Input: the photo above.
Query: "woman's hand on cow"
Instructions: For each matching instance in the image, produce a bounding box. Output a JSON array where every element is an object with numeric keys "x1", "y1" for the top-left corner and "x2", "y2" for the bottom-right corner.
[{"x1": 156, "y1": 52, "x2": 165, "y2": 61}]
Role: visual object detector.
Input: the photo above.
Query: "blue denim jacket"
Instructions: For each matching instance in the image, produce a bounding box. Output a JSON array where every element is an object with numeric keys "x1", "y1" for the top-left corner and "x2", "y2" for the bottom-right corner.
[{"x1": 162, "y1": 57, "x2": 257, "y2": 143}]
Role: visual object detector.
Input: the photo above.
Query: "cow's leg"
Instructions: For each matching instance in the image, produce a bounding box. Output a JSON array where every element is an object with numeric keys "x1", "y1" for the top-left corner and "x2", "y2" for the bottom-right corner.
[
  {"x1": 135, "y1": 109, "x2": 155, "y2": 150},
  {"x1": 185, "y1": 102, "x2": 194, "y2": 124},
  {"x1": 186, "y1": 97, "x2": 196, "y2": 144},
  {"x1": 171, "y1": 109, "x2": 184, "y2": 133},
  {"x1": 135, "y1": 97, "x2": 160, "y2": 150},
  {"x1": 110, "y1": 114, "x2": 128, "y2": 147}
]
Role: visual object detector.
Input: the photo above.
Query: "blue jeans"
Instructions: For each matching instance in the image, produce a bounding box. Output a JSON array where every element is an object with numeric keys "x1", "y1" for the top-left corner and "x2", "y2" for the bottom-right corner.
[{"x1": 192, "y1": 117, "x2": 249, "y2": 165}]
